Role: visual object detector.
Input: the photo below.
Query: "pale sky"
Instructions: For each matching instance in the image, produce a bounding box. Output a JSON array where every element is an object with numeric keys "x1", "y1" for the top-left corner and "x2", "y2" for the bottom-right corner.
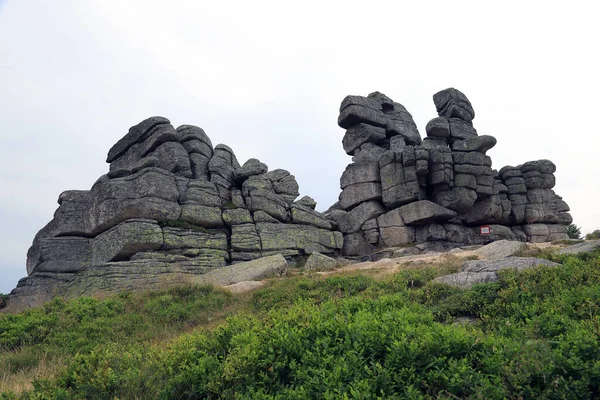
[{"x1": 1, "y1": 0, "x2": 599, "y2": 293}]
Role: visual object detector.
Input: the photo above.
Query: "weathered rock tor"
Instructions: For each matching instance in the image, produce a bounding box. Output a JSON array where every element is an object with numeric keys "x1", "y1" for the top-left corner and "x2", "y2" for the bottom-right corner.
[
  {"x1": 8, "y1": 87, "x2": 573, "y2": 310},
  {"x1": 326, "y1": 88, "x2": 572, "y2": 256},
  {"x1": 10, "y1": 117, "x2": 342, "y2": 310}
]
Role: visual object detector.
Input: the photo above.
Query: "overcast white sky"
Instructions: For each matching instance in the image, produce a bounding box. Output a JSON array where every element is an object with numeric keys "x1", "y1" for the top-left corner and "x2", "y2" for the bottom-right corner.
[{"x1": 1, "y1": 0, "x2": 598, "y2": 293}]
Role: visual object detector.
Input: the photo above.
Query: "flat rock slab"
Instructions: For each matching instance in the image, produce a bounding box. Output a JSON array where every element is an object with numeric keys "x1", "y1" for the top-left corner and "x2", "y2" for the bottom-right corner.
[
  {"x1": 398, "y1": 200, "x2": 457, "y2": 226},
  {"x1": 434, "y1": 256, "x2": 561, "y2": 289},
  {"x1": 474, "y1": 240, "x2": 526, "y2": 260},
  {"x1": 461, "y1": 257, "x2": 561, "y2": 273},
  {"x1": 304, "y1": 252, "x2": 338, "y2": 271},
  {"x1": 434, "y1": 272, "x2": 497, "y2": 289},
  {"x1": 200, "y1": 254, "x2": 287, "y2": 286},
  {"x1": 224, "y1": 281, "x2": 265, "y2": 294},
  {"x1": 558, "y1": 240, "x2": 600, "y2": 255}
]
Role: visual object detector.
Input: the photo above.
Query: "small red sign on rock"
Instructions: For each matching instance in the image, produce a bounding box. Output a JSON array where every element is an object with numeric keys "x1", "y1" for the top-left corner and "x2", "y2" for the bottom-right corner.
[{"x1": 480, "y1": 225, "x2": 491, "y2": 235}]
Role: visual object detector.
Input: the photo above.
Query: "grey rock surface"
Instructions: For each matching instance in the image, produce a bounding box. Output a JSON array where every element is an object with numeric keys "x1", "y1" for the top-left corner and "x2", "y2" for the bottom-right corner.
[
  {"x1": 201, "y1": 254, "x2": 287, "y2": 286},
  {"x1": 107, "y1": 116, "x2": 171, "y2": 163},
  {"x1": 13, "y1": 115, "x2": 342, "y2": 311},
  {"x1": 558, "y1": 240, "x2": 600, "y2": 255},
  {"x1": 234, "y1": 158, "x2": 268, "y2": 184},
  {"x1": 13, "y1": 88, "x2": 575, "y2": 309},
  {"x1": 340, "y1": 162, "x2": 380, "y2": 188},
  {"x1": 304, "y1": 252, "x2": 338, "y2": 271},
  {"x1": 433, "y1": 88, "x2": 475, "y2": 122},
  {"x1": 342, "y1": 123, "x2": 387, "y2": 155},
  {"x1": 92, "y1": 219, "x2": 163, "y2": 264},
  {"x1": 339, "y1": 182, "x2": 382, "y2": 210},
  {"x1": 265, "y1": 169, "x2": 300, "y2": 204},
  {"x1": 257, "y1": 222, "x2": 343, "y2": 255},
  {"x1": 332, "y1": 88, "x2": 571, "y2": 257},
  {"x1": 433, "y1": 272, "x2": 498, "y2": 289},
  {"x1": 462, "y1": 257, "x2": 560, "y2": 273},
  {"x1": 337, "y1": 200, "x2": 386, "y2": 234},
  {"x1": 434, "y1": 257, "x2": 560, "y2": 289},
  {"x1": 474, "y1": 240, "x2": 526, "y2": 260},
  {"x1": 295, "y1": 195, "x2": 317, "y2": 210},
  {"x1": 451, "y1": 135, "x2": 497, "y2": 153},
  {"x1": 398, "y1": 200, "x2": 457, "y2": 226},
  {"x1": 425, "y1": 117, "x2": 450, "y2": 138}
]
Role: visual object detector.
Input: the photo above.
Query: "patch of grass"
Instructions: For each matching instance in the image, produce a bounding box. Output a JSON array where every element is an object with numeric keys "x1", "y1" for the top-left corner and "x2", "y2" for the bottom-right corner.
[
  {"x1": 3, "y1": 250, "x2": 600, "y2": 398},
  {"x1": 222, "y1": 201, "x2": 237, "y2": 210},
  {"x1": 0, "y1": 285, "x2": 241, "y2": 395},
  {"x1": 0, "y1": 293, "x2": 7, "y2": 309}
]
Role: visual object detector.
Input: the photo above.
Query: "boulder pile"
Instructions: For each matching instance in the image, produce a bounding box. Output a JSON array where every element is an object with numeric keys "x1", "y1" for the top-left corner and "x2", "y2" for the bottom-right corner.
[
  {"x1": 8, "y1": 88, "x2": 573, "y2": 309},
  {"x1": 10, "y1": 117, "x2": 342, "y2": 309},
  {"x1": 326, "y1": 88, "x2": 572, "y2": 256}
]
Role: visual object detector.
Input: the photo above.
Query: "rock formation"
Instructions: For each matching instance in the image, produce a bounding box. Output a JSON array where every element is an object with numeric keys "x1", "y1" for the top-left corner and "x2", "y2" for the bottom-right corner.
[
  {"x1": 9, "y1": 117, "x2": 342, "y2": 309},
  {"x1": 327, "y1": 88, "x2": 572, "y2": 255},
  {"x1": 8, "y1": 88, "x2": 573, "y2": 309}
]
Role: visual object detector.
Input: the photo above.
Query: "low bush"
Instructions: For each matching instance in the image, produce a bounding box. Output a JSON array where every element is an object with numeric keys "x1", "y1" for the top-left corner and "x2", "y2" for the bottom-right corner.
[
  {"x1": 567, "y1": 223, "x2": 582, "y2": 239},
  {"x1": 0, "y1": 293, "x2": 8, "y2": 309},
  {"x1": 2, "y1": 251, "x2": 600, "y2": 399},
  {"x1": 586, "y1": 229, "x2": 600, "y2": 240}
]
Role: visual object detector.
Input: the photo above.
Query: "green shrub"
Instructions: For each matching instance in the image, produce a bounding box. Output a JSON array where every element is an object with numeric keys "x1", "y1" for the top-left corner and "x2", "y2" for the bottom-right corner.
[
  {"x1": 586, "y1": 229, "x2": 600, "y2": 240},
  {"x1": 567, "y1": 223, "x2": 583, "y2": 239},
  {"x1": 4, "y1": 251, "x2": 600, "y2": 399}
]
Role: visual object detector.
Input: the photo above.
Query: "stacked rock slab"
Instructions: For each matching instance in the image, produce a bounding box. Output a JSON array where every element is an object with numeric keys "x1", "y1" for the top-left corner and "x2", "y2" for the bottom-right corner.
[
  {"x1": 327, "y1": 89, "x2": 572, "y2": 256},
  {"x1": 11, "y1": 117, "x2": 342, "y2": 310}
]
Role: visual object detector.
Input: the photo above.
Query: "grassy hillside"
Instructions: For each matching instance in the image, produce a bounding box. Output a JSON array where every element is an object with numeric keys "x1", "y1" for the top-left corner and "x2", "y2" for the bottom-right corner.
[{"x1": 1, "y1": 250, "x2": 599, "y2": 399}]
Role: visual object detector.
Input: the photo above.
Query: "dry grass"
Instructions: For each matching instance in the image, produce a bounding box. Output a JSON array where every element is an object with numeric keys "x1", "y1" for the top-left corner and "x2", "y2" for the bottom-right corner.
[{"x1": 1, "y1": 351, "x2": 65, "y2": 394}]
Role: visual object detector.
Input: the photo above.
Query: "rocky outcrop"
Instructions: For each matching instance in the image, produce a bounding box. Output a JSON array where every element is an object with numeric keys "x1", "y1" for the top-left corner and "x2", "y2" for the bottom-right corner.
[
  {"x1": 434, "y1": 257, "x2": 561, "y2": 289},
  {"x1": 9, "y1": 88, "x2": 573, "y2": 309},
  {"x1": 328, "y1": 88, "x2": 572, "y2": 256},
  {"x1": 9, "y1": 117, "x2": 342, "y2": 310}
]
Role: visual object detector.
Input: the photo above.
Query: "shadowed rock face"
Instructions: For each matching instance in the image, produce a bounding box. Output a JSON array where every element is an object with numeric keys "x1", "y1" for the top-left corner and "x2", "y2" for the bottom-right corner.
[
  {"x1": 10, "y1": 118, "x2": 342, "y2": 310},
  {"x1": 328, "y1": 88, "x2": 572, "y2": 256}
]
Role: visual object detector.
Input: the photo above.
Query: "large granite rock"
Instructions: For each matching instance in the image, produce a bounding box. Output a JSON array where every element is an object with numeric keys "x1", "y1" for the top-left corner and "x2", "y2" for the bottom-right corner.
[
  {"x1": 91, "y1": 219, "x2": 163, "y2": 264},
  {"x1": 304, "y1": 252, "x2": 338, "y2": 271},
  {"x1": 398, "y1": 201, "x2": 457, "y2": 226},
  {"x1": 332, "y1": 88, "x2": 572, "y2": 257},
  {"x1": 256, "y1": 223, "x2": 343, "y2": 256},
  {"x1": 11, "y1": 115, "x2": 342, "y2": 311},
  {"x1": 11, "y1": 88, "x2": 575, "y2": 309},
  {"x1": 88, "y1": 168, "x2": 181, "y2": 235}
]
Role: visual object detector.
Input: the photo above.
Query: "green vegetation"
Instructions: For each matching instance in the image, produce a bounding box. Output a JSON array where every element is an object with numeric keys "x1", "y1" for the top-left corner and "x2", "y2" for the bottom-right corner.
[
  {"x1": 567, "y1": 223, "x2": 582, "y2": 239},
  {"x1": 0, "y1": 294, "x2": 7, "y2": 309},
  {"x1": 2, "y1": 250, "x2": 600, "y2": 399},
  {"x1": 586, "y1": 229, "x2": 600, "y2": 240},
  {"x1": 223, "y1": 201, "x2": 237, "y2": 210}
]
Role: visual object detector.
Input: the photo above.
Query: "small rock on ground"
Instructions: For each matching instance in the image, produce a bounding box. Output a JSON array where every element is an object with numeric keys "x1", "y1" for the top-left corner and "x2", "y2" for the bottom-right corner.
[
  {"x1": 304, "y1": 252, "x2": 338, "y2": 271},
  {"x1": 224, "y1": 281, "x2": 265, "y2": 294},
  {"x1": 474, "y1": 240, "x2": 526, "y2": 260}
]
